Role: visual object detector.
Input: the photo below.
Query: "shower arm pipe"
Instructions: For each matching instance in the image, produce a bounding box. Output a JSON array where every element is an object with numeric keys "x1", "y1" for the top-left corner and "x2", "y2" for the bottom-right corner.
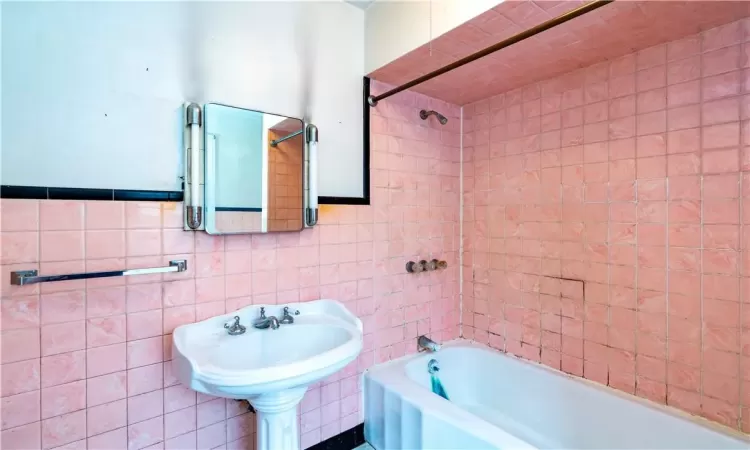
[
  {"x1": 270, "y1": 129, "x2": 304, "y2": 147},
  {"x1": 366, "y1": 0, "x2": 614, "y2": 107}
]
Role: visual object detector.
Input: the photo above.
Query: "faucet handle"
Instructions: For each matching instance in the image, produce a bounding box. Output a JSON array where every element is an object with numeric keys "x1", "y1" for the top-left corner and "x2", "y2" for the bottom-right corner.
[
  {"x1": 224, "y1": 316, "x2": 246, "y2": 335},
  {"x1": 283, "y1": 307, "x2": 300, "y2": 317},
  {"x1": 259, "y1": 307, "x2": 266, "y2": 319},
  {"x1": 224, "y1": 316, "x2": 240, "y2": 330}
]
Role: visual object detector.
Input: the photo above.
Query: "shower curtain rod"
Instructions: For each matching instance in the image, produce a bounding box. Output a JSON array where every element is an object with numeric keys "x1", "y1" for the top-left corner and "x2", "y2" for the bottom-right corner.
[{"x1": 367, "y1": 0, "x2": 614, "y2": 107}]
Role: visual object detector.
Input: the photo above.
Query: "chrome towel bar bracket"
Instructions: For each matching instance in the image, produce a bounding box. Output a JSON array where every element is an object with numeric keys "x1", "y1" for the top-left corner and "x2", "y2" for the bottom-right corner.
[{"x1": 10, "y1": 260, "x2": 188, "y2": 286}]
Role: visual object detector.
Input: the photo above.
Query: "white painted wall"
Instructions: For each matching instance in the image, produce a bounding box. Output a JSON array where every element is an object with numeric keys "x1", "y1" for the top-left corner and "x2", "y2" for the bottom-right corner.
[
  {"x1": 1, "y1": 1, "x2": 365, "y2": 198},
  {"x1": 365, "y1": 0, "x2": 499, "y2": 73}
]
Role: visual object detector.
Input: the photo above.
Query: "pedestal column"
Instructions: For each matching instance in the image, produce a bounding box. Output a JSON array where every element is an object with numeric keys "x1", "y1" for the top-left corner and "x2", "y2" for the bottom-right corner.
[{"x1": 248, "y1": 387, "x2": 307, "y2": 450}]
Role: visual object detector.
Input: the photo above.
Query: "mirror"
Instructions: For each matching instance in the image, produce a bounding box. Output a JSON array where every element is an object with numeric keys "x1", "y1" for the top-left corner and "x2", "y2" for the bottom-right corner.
[{"x1": 203, "y1": 104, "x2": 305, "y2": 234}]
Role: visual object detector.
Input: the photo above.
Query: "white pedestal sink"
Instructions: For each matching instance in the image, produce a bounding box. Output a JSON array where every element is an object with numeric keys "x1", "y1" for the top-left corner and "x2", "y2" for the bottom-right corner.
[{"x1": 172, "y1": 300, "x2": 363, "y2": 450}]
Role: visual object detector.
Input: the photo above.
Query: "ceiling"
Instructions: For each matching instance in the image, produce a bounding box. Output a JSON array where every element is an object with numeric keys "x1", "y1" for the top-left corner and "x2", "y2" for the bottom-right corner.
[
  {"x1": 344, "y1": 0, "x2": 376, "y2": 10},
  {"x1": 369, "y1": 1, "x2": 750, "y2": 105}
]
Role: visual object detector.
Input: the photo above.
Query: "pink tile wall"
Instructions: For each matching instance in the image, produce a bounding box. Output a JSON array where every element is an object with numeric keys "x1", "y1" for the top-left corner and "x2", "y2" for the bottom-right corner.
[
  {"x1": 462, "y1": 19, "x2": 750, "y2": 433},
  {"x1": 0, "y1": 82, "x2": 460, "y2": 449}
]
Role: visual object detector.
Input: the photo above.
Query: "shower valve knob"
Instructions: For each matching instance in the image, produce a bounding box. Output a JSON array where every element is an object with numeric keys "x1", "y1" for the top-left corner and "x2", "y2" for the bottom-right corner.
[{"x1": 406, "y1": 261, "x2": 426, "y2": 273}]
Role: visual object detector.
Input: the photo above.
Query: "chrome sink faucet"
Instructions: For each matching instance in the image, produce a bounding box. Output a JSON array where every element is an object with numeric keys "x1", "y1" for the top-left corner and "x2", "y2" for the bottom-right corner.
[
  {"x1": 224, "y1": 316, "x2": 246, "y2": 335},
  {"x1": 252, "y1": 307, "x2": 300, "y2": 330},
  {"x1": 253, "y1": 307, "x2": 280, "y2": 330},
  {"x1": 280, "y1": 307, "x2": 300, "y2": 324},
  {"x1": 418, "y1": 335, "x2": 441, "y2": 352}
]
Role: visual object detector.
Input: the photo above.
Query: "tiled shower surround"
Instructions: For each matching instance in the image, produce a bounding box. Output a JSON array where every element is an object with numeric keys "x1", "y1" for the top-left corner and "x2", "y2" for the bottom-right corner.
[
  {"x1": 462, "y1": 19, "x2": 750, "y2": 432},
  {"x1": 0, "y1": 81, "x2": 461, "y2": 450}
]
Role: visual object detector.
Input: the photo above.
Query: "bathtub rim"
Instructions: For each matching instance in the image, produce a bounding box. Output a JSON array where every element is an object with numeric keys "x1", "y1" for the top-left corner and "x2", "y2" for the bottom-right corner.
[{"x1": 365, "y1": 339, "x2": 750, "y2": 446}]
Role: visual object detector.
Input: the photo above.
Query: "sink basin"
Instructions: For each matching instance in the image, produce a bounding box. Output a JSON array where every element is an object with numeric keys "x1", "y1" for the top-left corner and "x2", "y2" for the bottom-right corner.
[{"x1": 172, "y1": 299, "x2": 362, "y2": 450}]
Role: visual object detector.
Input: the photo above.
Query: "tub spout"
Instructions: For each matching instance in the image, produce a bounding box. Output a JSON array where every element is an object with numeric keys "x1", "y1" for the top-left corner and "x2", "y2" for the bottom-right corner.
[{"x1": 418, "y1": 335, "x2": 441, "y2": 352}]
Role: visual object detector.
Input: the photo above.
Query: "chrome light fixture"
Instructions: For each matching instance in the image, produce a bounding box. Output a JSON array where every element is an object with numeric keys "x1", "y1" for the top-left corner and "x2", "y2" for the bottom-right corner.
[
  {"x1": 305, "y1": 124, "x2": 319, "y2": 227},
  {"x1": 185, "y1": 103, "x2": 203, "y2": 229}
]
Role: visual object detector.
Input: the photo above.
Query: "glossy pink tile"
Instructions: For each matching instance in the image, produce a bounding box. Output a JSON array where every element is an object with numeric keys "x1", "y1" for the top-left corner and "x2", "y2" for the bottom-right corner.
[
  {"x1": 128, "y1": 416, "x2": 163, "y2": 450},
  {"x1": 41, "y1": 291, "x2": 85, "y2": 325},
  {"x1": 88, "y1": 426, "x2": 127, "y2": 449},
  {"x1": 1, "y1": 421, "x2": 41, "y2": 449},
  {"x1": 86, "y1": 230, "x2": 126, "y2": 260},
  {"x1": 165, "y1": 405, "x2": 197, "y2": 439},
  {"x1": 1, "y1": 390, "x2": 41, "y2": 429},
  {"x1": 87, "y1": 343, "x2": 126, "y2": 378},
  {"x1": 1, "y1": 358, "x2": 41, "y2": 396},
  {"x1": 41, "y1": 351, "x2": 86, "y2": 389},
  {"x1": 41, "y1": 409, "x2": 86, "y2": 449},
  {"x1": 2, "y1": 295, "x2": 40, "y2": 330},
  {"x1": 86, "y1": 201, "x2": 125, "y2": 230},
  {"x1": 40, "y1": 201, "x2": 84, "y2": 231},
  {"x1": 41, "y1": 380, "x2": 86, "y2": 419},
  {"x1": 86, "y1": 316, "x2": 126, "y2": 348},
  {"x1": 40, "y1": 321, "x2": 85, "y2": 357},
  {"x1": 127, "y1": 363, "x2": 163, "y2": 397},
  {"x1": 1, "y1": 199, "x2": 39, "y2": 231},
  {"x1": 87, "y1": 399, "x2": 127, "y2": 437},
  {"x1": 40, "y1": 231, "x2": 84, "y2": 262},
  {"x1": 1, "y1": 231, "x2": 39, "y2": 264},
  {"x1": 127, "y1": 310, "x2": 163, "y2": 341},
  {"x1": 164, "y1": 384, "x2": 196, "y2": 413},
  {"x1": 126, "y1": 203, "x2": 162, "y2": 229},
  {"x1": 128, "y1": 390, "x2": 164, "y2": 425},
  {"x1": 127, "y1": 337, "x2": 163, "y2": 369},
  {"x1": 126, "y1": 230, "x2": 162, "y2": 257},
  {"x1": 86, "y1": 372, "x2": 126, "y2": 407}
]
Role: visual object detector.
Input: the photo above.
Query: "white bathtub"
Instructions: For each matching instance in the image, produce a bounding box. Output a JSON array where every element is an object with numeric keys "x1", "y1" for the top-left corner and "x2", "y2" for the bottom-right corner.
[{"x1": 364, "y1": 340, "x2": 750, "y2": 449}]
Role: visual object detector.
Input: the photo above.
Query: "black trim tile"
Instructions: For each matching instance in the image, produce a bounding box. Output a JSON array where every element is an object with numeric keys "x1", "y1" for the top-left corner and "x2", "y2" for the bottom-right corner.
[
  {"x1": 214, "y1": 207, "x2": 263, "y2": 212},
  {"x1": 49, "y1": 187, "x2": 113, "y2": 201},
  {"x1": 0, "y1": 185, "x2": 48, "y2": 199},
  {"x1": 319, "y1": 196, "x2": 369, "y2": 205},
  {"x1": 308, "y1": 423, "x2": 365, "y2": 450},
  {"x1": 0, "y1": 185, "x2": 183, "y2": 202},
  {"x1": 114, "y1": 189, "x2": 183, "y2": 202}
]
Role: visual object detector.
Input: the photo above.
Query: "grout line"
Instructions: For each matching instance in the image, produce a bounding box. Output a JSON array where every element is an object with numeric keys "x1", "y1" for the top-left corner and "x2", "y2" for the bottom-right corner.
[
  {"x1": 83, "y1": 203, "x2": 91, "y2": 423},
  {"x1": 699, "y1": 165, "x2": 705, "y2": 408},
  {"x1": 698, "y1": 31, "x2": 706, "y2": 414},
  {"x1": 459, "y1": 106, "x2": 464, "y2": 339},
  {"x1": 558, "y1": 102, "x2": 564, "y2": 373},
  {"x1": 738, "y1": 165, "x2": 744, "y2": 430},
  {"x1": 664, "y1": 174, "x2": 670, "y2": 404},
  {"x1": 605, "y1": 124, "x2": 612, "y2": 388},
  {"x1": 663, "y1": 44, "x2": 671, "y2": 406},
  {"x1": 632, "y1": 58, "x2": 640, "y2": 395},
  {"x1": 737, "y1": 22, "x2": 745, "y2": 429},
  {"x1": 38, "y1": 200, "x2": 44, "y2": 429}
]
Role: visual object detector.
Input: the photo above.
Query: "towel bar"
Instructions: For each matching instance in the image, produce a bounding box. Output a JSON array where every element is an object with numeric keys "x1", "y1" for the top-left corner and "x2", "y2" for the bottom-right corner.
[{"x1": 10, "y1": 260, "x2": 187, "y2": 286}]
